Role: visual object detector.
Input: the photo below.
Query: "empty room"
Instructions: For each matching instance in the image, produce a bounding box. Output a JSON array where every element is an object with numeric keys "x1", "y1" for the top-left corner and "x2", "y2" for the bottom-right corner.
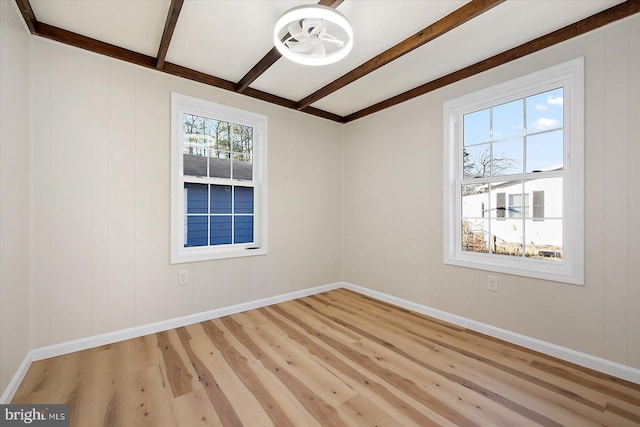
[{"x1": 1, "y1": 0, "x2": 639, "y2": 425}]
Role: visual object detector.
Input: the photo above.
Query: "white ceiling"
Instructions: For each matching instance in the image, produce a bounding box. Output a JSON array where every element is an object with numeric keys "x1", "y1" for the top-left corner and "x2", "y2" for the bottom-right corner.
[{"x1": 29, "y1": 0, "x2": 627, "y2": 119}]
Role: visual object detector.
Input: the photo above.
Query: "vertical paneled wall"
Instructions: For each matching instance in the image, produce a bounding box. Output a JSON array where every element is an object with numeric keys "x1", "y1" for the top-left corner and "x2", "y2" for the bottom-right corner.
[
  {"x1": 2, "y1": 2, "x2": 639, "y2": 396},
  {"x1": 0, "y1": 2, "x2": 31, "y2": 393},
  {"x1": 29, "y1": 38, "x2": 343, "y2": 349},
  {"x1": 343, "y1": 15, "x2": 640, "y2": 369}
]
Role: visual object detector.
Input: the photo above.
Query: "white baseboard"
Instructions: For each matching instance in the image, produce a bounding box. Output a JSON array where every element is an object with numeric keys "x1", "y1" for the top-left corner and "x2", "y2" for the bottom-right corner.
[
  {"x1": 4, "y1": 279, "x2": 639, "y2": 403},
  {"x1": 0, "y1": 282, "x2": 341, "y2": 403},
  {"x1": 342, "y1": 281, "x2": 640, "y2": 385},
  {"x1": 0, "y1": 353, "x2": 33, "y2": 404}
]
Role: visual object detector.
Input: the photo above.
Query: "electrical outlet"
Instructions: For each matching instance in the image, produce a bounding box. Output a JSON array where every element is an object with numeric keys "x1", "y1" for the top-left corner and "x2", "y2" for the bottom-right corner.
[
  {"x1": 179, "y1": 270, "x2": 189, "y2": 285},
  {"x1": 488, "y1": 275, "x2": 499, "y2": 292}
]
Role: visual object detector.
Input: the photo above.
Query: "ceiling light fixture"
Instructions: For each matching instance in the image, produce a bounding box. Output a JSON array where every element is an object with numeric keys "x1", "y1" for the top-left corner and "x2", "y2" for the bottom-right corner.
[{"x1": 274, "y1": 5, "x2": 353, "y2": 66}]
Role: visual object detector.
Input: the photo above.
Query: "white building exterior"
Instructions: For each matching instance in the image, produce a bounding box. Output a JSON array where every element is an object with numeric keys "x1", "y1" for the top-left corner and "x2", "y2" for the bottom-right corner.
[{"x1": 461, "y1": 176, "x2": 562, "y2": 257}]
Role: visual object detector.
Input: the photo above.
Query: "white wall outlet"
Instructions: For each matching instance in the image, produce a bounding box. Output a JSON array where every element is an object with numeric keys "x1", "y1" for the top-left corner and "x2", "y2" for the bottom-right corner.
[
  {"x1": 488, "y1": 275, "x2": 499, "y2": 292},
  {"x1": 179, "y1": 270, "x2": 189, "y2": 285}
]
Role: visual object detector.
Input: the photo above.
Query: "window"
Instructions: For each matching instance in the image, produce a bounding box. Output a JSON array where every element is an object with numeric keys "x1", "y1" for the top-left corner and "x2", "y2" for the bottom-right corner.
[
  {"x1": 496, "y1": 192, "x2": 506, "y2": 219},
  {"x1": 443, "y1": 58, "x2": 584, "y2": 284},
  {"x1": 532, "y1": 191, "x2": 544, "y2": 220},
  {"x1": 508, "y1": 193, "x2": 529, "y2": 218},
  {"x1": 171, "y1": 93, "x2": 268, "y2": 263}
]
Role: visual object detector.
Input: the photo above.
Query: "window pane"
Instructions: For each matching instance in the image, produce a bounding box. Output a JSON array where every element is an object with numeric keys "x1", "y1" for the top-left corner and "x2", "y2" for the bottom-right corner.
[
  {"x1": 462, "y1": 219, "x2": 488, "y2": 253},
  {"x1": 492, "y1": 99, "x2": 523, "y2": 140},
  {"x1": 185, "y1": 216, "x2": 208, "y2": 247},
  {"x1": 234, "y1": 216, "x2": 254, "y2": 244},
  {"x1": 461, "y1": 184, "x2": 488, "y2": 218},
  {"x1": 464, "y1": 109, "x2": 490, "y2": 146},
  {"x1": 210, "y1": 185, "x2": 232, "y2": 214},
  {"x1": 210, "y1": 216, "x2": 232, "y2": 245},
  {"x1": 234, "y1": 187, "x2": 254, "y2": 214},
  {"x1": 492, "y1": 138, "x2": 523, "y2": 176},
  {"x1": 184, "y1": 152, "x2": 208, "y2": 177},
  {"x1": 209, "y1": 150, "x2": 231, "y2": 179},
  {"x1": 231, "y1": 124, "x2": 253, "y2": 156},
  {"x1": 183, "y1": 114, "x2": 209, "y2": 177},
  {"x1": 524, "y1": 178, "x2": 562, "y2": 218},
  {"x1": 183, "y1": 113, "x2": 208, "y2": 148},
  {"x1": 526, "y1": 88, "x2": 563, "y2": 133},
  {"x1": 183, "y1": 113, "x2": 206, "y2": 136},
  {"x1": 490, "y1": 218, "x2": 523, "y2": 257},
  {"x1": 184, "y1": 183, "x2": 208, "y2": 214},
  {"x1": 526, "y1": 130, "x2": 563, "y2": 172},
  {"x1": 525, "y1": 219, "x2": 562, "y2": 261},
  {"x1": 212, "y1": 121, "x2": 231, "y2": 151},
  {"x1": 463, "y1": 144, "x2": 490, "y2": 178},
  {"x1": 233, "y1": 154, "x2": 253, "y2": 181}
]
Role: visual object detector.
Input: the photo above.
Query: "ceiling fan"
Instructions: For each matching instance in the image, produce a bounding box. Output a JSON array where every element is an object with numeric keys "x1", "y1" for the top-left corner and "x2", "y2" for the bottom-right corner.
[
  {"x1": 274, "y1": 5, "x2": 353, "y2": 66},
  {"x1": 286, "y1": 18, "x2": 344, "y2": 58}
]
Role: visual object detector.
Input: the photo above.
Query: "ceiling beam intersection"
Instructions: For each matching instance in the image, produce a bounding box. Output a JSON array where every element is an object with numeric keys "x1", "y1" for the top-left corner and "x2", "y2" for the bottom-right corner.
[
  {"x1": 156, "y1": 0, "x2": 185, "y2": 70},
  {"x1": 14, "y1": 0, "x2": 37, "y2": 33},
  {"x1": 13, "y1": 0, "x2": 342, "y2": 122},
  {"x1": 235, "y1": 0, "x2": 344, "y2": 94},
  {"x1": 295, "y1": 0, "x2": 505, "y2": 111}
]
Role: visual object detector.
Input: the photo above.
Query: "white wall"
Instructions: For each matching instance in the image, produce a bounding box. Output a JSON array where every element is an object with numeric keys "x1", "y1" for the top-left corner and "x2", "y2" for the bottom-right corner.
[
  {"x1": 28, "y1": 38, "x2": 343, "y2": 349},
  {"x1": 0, "y1": 2, "x2": 32, "y2": 393},
  {"x1": 343, "y1": 15, "x2": 640, "y2": 369}
]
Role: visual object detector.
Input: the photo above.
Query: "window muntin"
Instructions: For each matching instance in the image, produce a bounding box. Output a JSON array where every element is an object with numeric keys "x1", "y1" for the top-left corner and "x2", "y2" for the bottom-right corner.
[
  {"x1": 444, "y1": 58, "x2": 583, "y2": 284},
  {"x1": 171, "y1": 93, "x2": 267, "y2": 263}
]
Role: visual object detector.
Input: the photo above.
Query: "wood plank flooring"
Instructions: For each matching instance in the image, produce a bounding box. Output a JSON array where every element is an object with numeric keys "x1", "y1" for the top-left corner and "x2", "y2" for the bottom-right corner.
[{"x1": 12, "y1": 288, "x2": 640, "y2": 426}]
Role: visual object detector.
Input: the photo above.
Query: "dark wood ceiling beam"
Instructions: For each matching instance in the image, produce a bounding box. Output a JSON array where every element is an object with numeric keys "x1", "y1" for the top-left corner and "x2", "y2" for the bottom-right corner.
[
  {"x1": 235, "y1": 0, "x2": 344, "y2": 94},
  {"x1": 36, "y1": 22, "x2": 158, "y2": 68},
  {"x1": 14, "y1": 0, "x2": 37, "y2": 34},
  {"x1": 30, "y1": 22, "x2": 341, "y2": 122},
  {"x1": 156, "y1": 0, "x2": 184, "y2": 70},
  {"x1": 161, "y1": 62, "x2": 237, "y2": 91},
  {"x1": 12, "y1": 0, "x2": 640, "y2": 125},
  {"x1": 235, "y1": 48, "x2": 283, "y2": 94},
  {"x1": 344, "y1": 0, "x2": 640, "y2": 123},
  {"x1": 243, "y1": 88, "x2": 344, "y2": 122},
  {"x1": 296, "y1": 0, "x2": 505, "y2": 111},
  {"x1": 317, "y1": 0, "x2": 344, "y2": 7}
]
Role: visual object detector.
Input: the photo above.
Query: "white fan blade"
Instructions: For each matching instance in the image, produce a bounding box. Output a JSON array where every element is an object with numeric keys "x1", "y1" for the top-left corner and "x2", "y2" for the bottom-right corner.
[
  {"x1": 302, "y1": 18, "x2": 322, "y2": 35},
  {"x1": 311, "y1": 43, "x2": 326, "y2": 57},
  {"x1": 287, "y1": 21, "x2": 304, "y2": 39},
  {"x1": 320, "y1": 33, "x2": 344, "y2": 47},
  {"x1": 316, "y1": 23, "x2": 327, "y2": 39},
  {"x1": 287, "y1": 40, "x2": 313, "y2": 53},
  {"x1": 311, "y1": 21, "x2": 326, "y2": 38}
]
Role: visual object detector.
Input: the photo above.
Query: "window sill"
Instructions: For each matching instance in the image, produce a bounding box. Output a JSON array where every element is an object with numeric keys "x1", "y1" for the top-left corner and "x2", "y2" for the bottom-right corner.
[
  {"x1": 171, "y1": 246, "x2": 268, "y2": 264},
  {"x1": 444, "y1": 252, "x2": 583, "y2": 285}
]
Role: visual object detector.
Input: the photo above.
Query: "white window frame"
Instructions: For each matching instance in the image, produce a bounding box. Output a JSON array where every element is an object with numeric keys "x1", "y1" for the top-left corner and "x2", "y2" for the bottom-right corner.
[
  {"x1": 443, "y1": 58, "x2": 584, "y2": 285},
  {"x1": 171, "y1": 93, "x2": 268, "y2": 263}
]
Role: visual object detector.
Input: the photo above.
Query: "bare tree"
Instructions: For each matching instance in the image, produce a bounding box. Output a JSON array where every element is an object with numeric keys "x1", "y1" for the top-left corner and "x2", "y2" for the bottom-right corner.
[{"x1": 463, "y1": 147, "x2": 519, "y2": 178}]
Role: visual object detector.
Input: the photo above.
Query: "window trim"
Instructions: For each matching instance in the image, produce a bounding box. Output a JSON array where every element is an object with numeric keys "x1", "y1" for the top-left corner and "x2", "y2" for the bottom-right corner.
[
  {"x1": 443, "y1": 58, "x2": 584, "y2": 285},
  {"x1": 171, "y1": 93, "x2": 268, "y2": 263}
]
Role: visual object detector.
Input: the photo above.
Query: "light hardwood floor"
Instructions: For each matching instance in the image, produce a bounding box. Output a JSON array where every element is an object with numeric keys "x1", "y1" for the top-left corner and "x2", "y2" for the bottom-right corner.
[{"x1": 12, "y1": 288, "x2": 640, "y2": 426}]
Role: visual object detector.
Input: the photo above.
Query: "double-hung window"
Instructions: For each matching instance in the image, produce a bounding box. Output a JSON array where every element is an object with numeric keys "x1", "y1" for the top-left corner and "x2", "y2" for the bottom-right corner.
[
  {"x1": 171, "y1": 93, "x2": 268, "y2": 263},
  {"x1": 443, "y1": 58, "x2": 583, "y2": 284}
]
